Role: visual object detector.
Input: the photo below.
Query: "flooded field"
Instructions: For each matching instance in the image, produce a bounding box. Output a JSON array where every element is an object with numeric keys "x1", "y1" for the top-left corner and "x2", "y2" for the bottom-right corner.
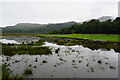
[
  {"x1": 0, "y1": 36, "x2": 119, "y2": 78},
  {"x1": 2, "y1": 36, "x2": 55, "y2": 44}
]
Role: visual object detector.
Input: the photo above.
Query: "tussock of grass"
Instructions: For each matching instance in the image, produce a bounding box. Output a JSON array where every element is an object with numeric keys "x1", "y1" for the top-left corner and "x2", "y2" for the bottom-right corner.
[
  {"x1": 42, "y1": 60, "x2": 47, "y2": 63},
  {"x1": 23, "y1": 68, "x2": 32, "y2": 76},
  {"x1": 55, "y1": 48, "x2": 60, "y2": 53}
]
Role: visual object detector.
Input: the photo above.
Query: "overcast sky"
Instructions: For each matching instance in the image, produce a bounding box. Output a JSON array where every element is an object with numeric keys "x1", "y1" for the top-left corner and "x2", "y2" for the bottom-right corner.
[{"x1": 0, "y1": 0, "x2": 119, "y2": 27}]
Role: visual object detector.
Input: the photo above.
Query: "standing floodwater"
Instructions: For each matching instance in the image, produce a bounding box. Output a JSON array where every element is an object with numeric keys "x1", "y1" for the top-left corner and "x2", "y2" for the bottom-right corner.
[
  {"x1": 2, "y1": 36, "x2": 55, "y2": 43},
  {"x1": 1, "y1": 36, "x2": 119, "y2": 78}
]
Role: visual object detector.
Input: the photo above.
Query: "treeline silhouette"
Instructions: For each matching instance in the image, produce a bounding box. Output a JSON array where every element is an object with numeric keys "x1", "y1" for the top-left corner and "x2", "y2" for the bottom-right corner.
[{"x1": 50, "y1": 17, "x2": 120, "y2": 34}]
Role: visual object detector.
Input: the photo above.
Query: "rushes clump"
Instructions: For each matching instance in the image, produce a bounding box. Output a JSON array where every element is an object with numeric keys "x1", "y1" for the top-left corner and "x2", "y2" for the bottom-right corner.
[
  {"x1": 23, "y1": 68, "x2": 32, "y2": 76},
  {"x1": 55, "y1": 48, "x2": 60, "y2": 53},
  {"x1": 42, "y1": 60, "x2": 47, "y2": 63},
  {"x1": 2, "y1": 64, "x2": 11, "y2": 79}
]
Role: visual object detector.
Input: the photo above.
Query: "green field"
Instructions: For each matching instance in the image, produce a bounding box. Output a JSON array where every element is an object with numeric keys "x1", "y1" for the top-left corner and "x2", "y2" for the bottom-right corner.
[{"x1": 39, "y1": 34, "x2": 119, "y2": 42}]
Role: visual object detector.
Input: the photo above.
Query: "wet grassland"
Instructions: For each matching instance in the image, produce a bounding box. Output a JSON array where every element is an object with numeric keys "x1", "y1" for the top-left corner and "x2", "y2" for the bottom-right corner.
[
  {"x1": 38, "y1": 36, "x2": 120, "y2": 53},
  {"x1": 1, "y1": 34, "x2": 119, "y2": 79},
  {"x1": 1, "y1": 40, "x2": 52, "y2": 79}
]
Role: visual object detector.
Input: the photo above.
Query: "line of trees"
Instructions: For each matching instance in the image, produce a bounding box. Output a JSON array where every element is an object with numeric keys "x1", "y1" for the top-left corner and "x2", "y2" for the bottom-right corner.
[{"x1": 50, "y1": 17, "x2": 120, "y2": 34}]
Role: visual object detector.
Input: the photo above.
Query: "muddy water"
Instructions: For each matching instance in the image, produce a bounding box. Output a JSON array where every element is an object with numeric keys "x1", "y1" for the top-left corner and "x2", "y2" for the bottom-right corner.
[{"x1": 1, "y1": 42, "x2": 118, "y2": 78}]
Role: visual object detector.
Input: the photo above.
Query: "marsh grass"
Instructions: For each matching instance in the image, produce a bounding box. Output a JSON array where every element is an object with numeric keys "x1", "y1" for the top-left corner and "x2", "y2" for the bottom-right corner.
[
  {"x1": 2, "y1": 40, "x2": 52, "y2": 56},
  {"x1": 2, "y1": 64, "x2": 11, "y2": 79},
  {"x1": 1, "y1": 64, "x2": 23, "y2": 80},
  {"x1": 2, "y1": 45, "x2": 52, "y2": 56},
  {"x1": 48, "y1": 38, "x2": 120, "y2": 52},
  {"x1": 27, "y1": 40, "x2": 44, "y2": 46}
]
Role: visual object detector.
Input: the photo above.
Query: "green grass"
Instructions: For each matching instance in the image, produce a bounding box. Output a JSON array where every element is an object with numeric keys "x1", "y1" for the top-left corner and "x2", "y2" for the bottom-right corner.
[{"x1": 39, "y1": 34, "x2": 119, "y2": 42}]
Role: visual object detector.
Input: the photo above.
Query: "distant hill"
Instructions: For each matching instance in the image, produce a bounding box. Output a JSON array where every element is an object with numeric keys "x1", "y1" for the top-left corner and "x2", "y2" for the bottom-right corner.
[
  {"x1": 2, "y1": 21, "x2": 77, "y2": 33},
  {"x1": 1, "y1": 16, "x2": 117, "y2": 34}
]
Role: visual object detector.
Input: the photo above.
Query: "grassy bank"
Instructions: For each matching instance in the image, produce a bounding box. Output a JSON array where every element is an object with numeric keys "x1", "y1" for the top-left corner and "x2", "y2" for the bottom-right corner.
[{"x1": 39, "y1": 34, "x2": 119, "y2": 42}]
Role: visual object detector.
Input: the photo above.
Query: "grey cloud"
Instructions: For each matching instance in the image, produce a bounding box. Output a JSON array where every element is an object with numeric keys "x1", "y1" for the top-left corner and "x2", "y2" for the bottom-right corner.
[{"x1": 0, "y1": 1, "x2": 119, "y2": 27}]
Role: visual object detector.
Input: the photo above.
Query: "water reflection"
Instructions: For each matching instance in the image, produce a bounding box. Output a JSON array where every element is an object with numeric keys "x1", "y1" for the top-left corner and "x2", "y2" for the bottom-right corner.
[
  {"x1": 2, "y1": 36, "x2": 55, "y2": 43},
  {"x1": 0, "y1": 39, "x2": 20, "y2": 44}
]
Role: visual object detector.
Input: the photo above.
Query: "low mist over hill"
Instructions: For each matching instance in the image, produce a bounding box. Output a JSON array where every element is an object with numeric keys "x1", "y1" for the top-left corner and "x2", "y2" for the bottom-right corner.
[{"x1": 98, "y1": 16, "x2": 114, "y2": 22}]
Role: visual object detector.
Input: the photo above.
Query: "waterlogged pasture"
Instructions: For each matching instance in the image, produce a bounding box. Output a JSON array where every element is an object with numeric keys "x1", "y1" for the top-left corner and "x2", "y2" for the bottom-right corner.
[{"x1": 0, "y1": 36, "x2": 119, "y2": 78}]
